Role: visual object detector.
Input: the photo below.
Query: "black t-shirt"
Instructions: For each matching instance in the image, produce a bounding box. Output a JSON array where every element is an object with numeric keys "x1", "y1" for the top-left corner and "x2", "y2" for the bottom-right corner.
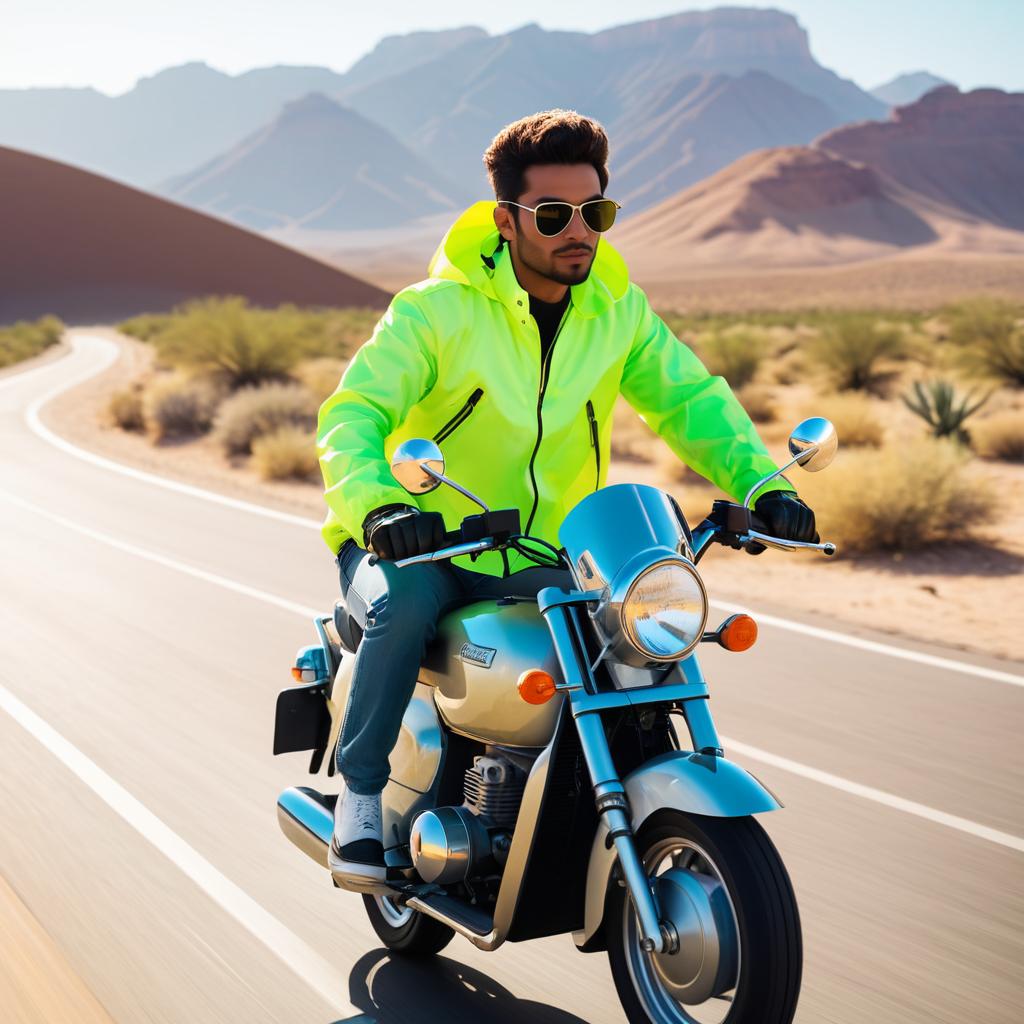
[{"x1": 529, "y1": 290, "x2": 571, "y2": 368}]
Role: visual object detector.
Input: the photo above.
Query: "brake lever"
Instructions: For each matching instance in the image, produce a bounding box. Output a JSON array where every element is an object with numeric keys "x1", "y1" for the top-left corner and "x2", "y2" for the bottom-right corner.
[
  {"x1": 739, "y1": 529, "x2": 836, "y2": 556},
  {"x1": 392, "y1": 537, "x2": 496, "y2": 568}
]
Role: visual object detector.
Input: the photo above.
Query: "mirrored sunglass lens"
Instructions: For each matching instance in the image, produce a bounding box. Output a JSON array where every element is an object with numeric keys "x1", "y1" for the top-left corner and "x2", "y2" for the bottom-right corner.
[
  {"x1": 582, "y1": 200, "x2": 617, "y2": 232},
  {"x1": 534, "y1": 204, "x2": 573, "y2": 235}
]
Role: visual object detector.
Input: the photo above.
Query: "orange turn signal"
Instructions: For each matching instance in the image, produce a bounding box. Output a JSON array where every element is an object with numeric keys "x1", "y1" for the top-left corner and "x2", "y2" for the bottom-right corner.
[
  {"x1": 518, "y1": 669, "x2": 557, "y2": 705},
  {"x1": 718, "y1": 614, "x2": 758, "y2": 652},
  {"x1": 291, "y1": 666, "x2": 304, "y2": 681}
]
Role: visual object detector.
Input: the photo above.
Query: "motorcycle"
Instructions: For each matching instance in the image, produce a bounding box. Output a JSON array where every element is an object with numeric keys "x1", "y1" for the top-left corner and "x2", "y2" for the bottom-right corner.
[{"x1": 274, "y1": 417, "x2": 838, "y2": 1024}]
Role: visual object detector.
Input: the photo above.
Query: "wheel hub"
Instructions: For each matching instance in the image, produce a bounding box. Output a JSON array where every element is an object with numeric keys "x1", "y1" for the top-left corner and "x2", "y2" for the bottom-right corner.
[{"x1": 650, "y1": 868, "x2": 738, "y2": 1005}]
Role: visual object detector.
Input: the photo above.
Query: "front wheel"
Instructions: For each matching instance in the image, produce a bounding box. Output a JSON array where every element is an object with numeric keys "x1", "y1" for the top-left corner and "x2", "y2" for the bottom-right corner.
[
  {"x1": 362, "y1": 894, "x2": 455, "y2": 956},
  {"x1": 606, "y1": 812, "x2": 801, "y2": 1024}
]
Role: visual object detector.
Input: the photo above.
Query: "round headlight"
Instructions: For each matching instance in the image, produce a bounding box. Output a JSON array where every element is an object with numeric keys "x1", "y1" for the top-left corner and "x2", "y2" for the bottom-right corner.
[{"x1": 620, "y1": 560, "x2": 708, "y2": 661}]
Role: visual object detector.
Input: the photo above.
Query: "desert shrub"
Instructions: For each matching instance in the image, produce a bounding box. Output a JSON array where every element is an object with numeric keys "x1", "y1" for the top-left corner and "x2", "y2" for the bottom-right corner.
[
  {"x1": 251, "y1": 426, "x2": 319, "y2": 481},
  {"x1": 736, "y1": 383, "x2": 776, "y2": 423},
  {"x1": 799, "y1": 438, "x2": 994, "y2": 553},
  {"x1": 902, "y1": 379, "x2": 989, "y2": 443},
  {"x1": 213, "y1": 382, "x2": 317, "y2": 455},
  {"x1": 971, "y1": 411, "x2": 1024, "y2": 462},
  {"x1": 108, "y1": 385, "x2": 146, "y2": 432},
  {"x1": 943, "y1": 296, "x2": 1024, "y2": 387},
  {"x1": 808, "y1": 392, "x2": 884, "y2": 448},
  {"x1": 144, "y1": 297, "x2": 305, "y2": 386},
  {"x1": 0, "y1": 315, "x2": 64, "y2": 369},
  {"x1": 119, "y1": 312, "x2": 170, "y2": 341},
  {"x1": 143, "y1": 373, "x2": 222, "y2": 442},
  {"x1": 292, "y1": 357, "x2": 346, "y2": 402},
  {"x1": 807, "y1": 313, "x2": 904, "y2": 391},
  {"x1": 698, "y1": 326, "x2": 766, "y2": 388}
]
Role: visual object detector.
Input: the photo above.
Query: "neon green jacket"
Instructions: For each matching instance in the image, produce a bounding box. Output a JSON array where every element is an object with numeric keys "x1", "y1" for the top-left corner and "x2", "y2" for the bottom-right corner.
[{"x1": 317, "y1": 201, "x2": 792, "y2": 576}]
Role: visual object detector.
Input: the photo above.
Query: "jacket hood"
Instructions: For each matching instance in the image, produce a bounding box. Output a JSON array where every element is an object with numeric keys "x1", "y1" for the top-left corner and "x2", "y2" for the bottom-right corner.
[{"x1": 426, "y1": 200, "x2": 630, "y2": 318}]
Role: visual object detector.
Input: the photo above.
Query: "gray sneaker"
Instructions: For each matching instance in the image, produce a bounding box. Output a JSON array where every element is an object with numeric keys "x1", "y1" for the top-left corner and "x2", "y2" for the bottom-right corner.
[{"x1": 327, "y1": 785, "x2": 386, "y2": 883}]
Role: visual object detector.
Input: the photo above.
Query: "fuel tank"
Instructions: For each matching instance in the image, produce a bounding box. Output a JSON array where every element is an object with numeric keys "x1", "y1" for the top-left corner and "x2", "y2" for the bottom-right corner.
[{"x1": 420, "y1": 598, "x2": 562, "y2": 748}]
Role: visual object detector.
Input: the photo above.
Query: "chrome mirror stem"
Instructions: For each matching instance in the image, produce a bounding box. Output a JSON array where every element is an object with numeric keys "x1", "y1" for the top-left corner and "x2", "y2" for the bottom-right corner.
[
  {"x1": 423, "y1": 465, "x2": 490, "y2": 512},
  {"x1": 742, "y1": 452, "x2": 805, "y2": 509}
]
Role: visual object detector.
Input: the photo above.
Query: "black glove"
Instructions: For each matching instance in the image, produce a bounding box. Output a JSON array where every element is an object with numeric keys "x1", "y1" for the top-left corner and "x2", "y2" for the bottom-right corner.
[
  {"x1": 361, "y1": 504, "x2": 446, "y2": 561},
  {"x1": 748, "y1": 492, "x2": 818, "y2": 555}
]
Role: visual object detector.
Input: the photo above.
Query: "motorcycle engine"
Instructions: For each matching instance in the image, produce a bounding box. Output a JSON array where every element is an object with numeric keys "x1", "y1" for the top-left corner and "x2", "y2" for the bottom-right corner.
[{"x1": 410, "y1": 754, "x2": 526, "y2": 885}]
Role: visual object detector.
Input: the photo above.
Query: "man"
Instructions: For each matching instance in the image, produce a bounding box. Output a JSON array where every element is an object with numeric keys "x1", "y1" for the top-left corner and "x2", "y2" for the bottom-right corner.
[{"x1": 316, "y1": 109, "x2": 816, "y2": 883}]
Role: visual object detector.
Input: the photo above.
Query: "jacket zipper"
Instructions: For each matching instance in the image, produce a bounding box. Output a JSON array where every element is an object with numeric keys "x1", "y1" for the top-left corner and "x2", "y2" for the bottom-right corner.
[
  {"x1": 524, "y1": 308, "x2": 570, "y2": 536},
  {"x1": 432, "y1": 387, "x2": 484, "y2": 444},
  {"x1": 586, "y1": 399, "x2": 601, "y2": 490}
]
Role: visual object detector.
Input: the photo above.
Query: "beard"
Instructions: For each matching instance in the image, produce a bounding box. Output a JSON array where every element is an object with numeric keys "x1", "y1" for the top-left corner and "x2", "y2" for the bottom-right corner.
[{"x1": 515, "y1": 233, "x2": 596, "y2": 286}]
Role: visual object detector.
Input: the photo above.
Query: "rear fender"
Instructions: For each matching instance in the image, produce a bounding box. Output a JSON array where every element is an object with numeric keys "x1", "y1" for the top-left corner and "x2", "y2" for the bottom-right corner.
[{"x1": 574, "y1": 750, "x2": 781, "y2": 950}]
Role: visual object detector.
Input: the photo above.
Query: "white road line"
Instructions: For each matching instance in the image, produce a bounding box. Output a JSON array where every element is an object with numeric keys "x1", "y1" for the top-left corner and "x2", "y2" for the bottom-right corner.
[
  {"x1": 3, "y1": 487, "x2": 1022, "y2": 857},
  {"x1": 24, "y1": 335, "x2": 319, "y2": 531},
  {"x1": 0, "y1": 682, "x2": 356, "y2": 1014},
  {"x1": 0, "y1": 489, "x2": 319, "y2": 619},
  {"x1": 709, "y1": 599, "x2": 1024, "y2": 688},
  {"x1": 19, "y1": 331, "x2": 1024, "y2": 689},
  {"x1": 723, "y1": 737, "x2": 1024, "y2": 854}
]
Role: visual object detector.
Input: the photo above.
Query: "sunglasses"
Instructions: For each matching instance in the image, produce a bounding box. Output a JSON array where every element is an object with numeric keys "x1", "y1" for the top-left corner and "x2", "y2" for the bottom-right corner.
[{"x1": 499, "y1": 198, "x2": 621, "y2": 237}]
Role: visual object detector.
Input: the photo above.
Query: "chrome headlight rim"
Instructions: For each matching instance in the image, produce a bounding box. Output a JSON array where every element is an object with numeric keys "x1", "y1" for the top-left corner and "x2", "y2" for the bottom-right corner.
[{"x1": 617, "y1": 555, "x2": 709, "y2": 664}]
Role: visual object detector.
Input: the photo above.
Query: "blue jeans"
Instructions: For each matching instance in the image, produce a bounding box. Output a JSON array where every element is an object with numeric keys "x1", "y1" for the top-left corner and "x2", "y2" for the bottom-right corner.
[{"x1": 335, "y1": 539, "x2": 572, "y2": 795}]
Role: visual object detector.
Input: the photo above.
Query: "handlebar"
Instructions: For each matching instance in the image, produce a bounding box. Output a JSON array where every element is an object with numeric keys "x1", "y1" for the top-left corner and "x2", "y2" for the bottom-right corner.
[{"x1": 392, "y1": 537, "x2": 495, "y2": 568}]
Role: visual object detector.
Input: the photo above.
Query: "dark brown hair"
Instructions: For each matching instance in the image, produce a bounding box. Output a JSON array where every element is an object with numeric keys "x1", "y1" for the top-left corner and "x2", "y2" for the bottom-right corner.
[{"x1": 483, "y1": 109, "x2": 610, "y2": 206}]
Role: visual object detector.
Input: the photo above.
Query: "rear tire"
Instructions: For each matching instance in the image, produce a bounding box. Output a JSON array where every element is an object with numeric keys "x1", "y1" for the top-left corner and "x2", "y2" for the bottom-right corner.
[
  {"x1": 362, "y1": 894, "x2": 455, "y2": 956},
  {"x1": 606, "y1": 812, "x2": 801, "y2": 1024}
]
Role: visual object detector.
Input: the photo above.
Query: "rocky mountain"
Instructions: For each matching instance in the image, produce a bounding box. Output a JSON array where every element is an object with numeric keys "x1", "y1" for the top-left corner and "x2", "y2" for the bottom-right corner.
[
  {"x1": 0, "y1": 146, "x2": 388, "y2": 324},
  {"x1": 870, "y1": 71, "x2": 952, "y2": 107},
  {"x1": 819, "y1": 86, "x2": 1024, "y2": 231},
  {"x1": 338, "y1": 9, "x2": 886, "y2": 204},
  {"x1": 0, "y1": 8, "x2": 885, "y2": 217},
  {"x1": 613, "y1": 87, "x2": 1024, "y2": 275},
  {"x1": 160, "y1": 93, "x2": 469, "y2": 231}
]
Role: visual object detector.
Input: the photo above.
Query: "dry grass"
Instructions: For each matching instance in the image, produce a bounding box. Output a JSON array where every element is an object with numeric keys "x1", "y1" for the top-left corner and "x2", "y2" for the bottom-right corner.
[
  {"x1": 292, "y1": 357, "x2": 346, "y2": 402},
  {"x1": 797, "y1": 438, "x2": 995, "y2": 553},
  {"x1": 107, "y1": 385, "x2": 146, "y2": 432},
  {"x1": 213, "y1": 382, "x2": 318, "y2": 455},
  {"x1": 806, "y1": 392, "x2": 885, "y2": 448},
  {"x1": 251, "y1": 426, "x2": 319, "y2": 481},
  {"x1": 0, "y1": 315, "x2": 63, "y2": 370},
  {"x1": 736, "y1": 383, "x2": 777, "y2": 423},
  {"x1": 143, "y1": 373, "x2": 222, "y2": 442},
  {"x1": 696, "y1": 326, "x2": 766, "y2": 388},
  {"x1": 972, "y1": 410, "x2": 1024, "y2": 462}
]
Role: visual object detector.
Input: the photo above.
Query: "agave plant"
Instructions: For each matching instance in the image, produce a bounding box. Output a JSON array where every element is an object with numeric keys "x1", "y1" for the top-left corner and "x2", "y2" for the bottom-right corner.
[{"x1": 902, "y1": 379, "x2": 990, "y2": 443}]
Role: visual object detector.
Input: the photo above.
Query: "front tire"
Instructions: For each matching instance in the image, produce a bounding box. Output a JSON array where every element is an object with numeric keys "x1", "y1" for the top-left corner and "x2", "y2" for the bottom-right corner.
[
  {"x1": 606, "y1": 812, "x2": 801, "y2": 1024},
  {"x1": 362, "y1": 894, "x2": 455, "y2": 956}
]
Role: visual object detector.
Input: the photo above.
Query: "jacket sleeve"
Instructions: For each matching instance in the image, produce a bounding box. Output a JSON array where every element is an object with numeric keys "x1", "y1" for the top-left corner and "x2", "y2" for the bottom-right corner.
[
  {"x1": 317, "y1": 288, "x2": 439, "y2": 542},
  {"x1": 618, "y1": 288, "x2": 794, "y2": 505}
]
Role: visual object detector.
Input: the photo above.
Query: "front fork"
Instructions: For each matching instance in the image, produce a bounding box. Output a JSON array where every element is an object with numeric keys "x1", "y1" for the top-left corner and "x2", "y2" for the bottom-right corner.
[{"x1": 541, "y1": 594, "x2": 719, "y2": 955}]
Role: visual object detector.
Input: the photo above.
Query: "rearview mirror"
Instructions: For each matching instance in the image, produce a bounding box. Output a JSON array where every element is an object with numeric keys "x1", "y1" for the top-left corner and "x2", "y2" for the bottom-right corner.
[
  {"x1": 788, "y1": 417, "x2": 838, "y2": 473},
  {"x1": 390, "y1": 438, "x2": 445, "y2": 493}
]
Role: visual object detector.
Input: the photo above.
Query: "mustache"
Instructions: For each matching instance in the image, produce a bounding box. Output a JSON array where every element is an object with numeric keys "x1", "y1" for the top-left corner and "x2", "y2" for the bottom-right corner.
[{"x1": 554, "y1": 243, "x2": 593, "y2": 254}]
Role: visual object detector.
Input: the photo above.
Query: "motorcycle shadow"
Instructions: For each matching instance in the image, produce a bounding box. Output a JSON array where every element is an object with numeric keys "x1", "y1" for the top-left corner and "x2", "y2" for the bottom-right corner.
[{"x1": 331, "y1": 947, "x2": 593, "y2": 1024}]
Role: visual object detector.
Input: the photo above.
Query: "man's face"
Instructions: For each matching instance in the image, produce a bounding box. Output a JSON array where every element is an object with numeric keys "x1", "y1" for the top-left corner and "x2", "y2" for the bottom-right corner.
[{"x1": 495, "y1": 163, "x2": 603, "y2": 287}]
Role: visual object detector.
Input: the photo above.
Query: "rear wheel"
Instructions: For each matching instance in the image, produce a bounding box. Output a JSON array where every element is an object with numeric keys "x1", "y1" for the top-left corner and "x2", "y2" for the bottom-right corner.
[
  {"x1": 362, "y1": 894, "x2": 455, "y2": 956},
  {"x1": 606, "y1": 812, "x2": 801, "y2": 1024}
]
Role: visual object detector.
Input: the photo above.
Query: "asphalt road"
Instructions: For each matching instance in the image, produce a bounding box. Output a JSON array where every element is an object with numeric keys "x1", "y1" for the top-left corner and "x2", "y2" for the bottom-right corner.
[{"x1": 1, "y1": 333, "x2": 1022, "y2": 1024}]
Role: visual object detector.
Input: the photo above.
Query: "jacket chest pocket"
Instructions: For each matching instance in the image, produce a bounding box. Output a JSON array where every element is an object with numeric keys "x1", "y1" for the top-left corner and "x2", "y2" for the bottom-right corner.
[
  {"x1": 586, "y1": 399, "x2": 601, "y2": 490},
  {"x1": 433, "y1": 387, "x2": 484, "y2": 444}
]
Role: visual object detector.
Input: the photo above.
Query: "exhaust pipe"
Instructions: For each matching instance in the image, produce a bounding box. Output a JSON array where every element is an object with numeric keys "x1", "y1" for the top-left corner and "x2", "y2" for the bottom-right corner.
[{"x1": 277, "y1": 787, "x2": 334, "y2": 868}]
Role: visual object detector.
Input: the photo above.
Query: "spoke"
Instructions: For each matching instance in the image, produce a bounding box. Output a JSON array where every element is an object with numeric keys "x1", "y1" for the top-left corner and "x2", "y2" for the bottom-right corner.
[{"x1": 675, "y1": 848, "x2": 698, "y2": 871}]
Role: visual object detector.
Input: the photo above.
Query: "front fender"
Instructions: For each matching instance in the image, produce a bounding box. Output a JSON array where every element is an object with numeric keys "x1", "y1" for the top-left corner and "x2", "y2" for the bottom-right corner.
[{"x1": 574, "y1": 751, "x2": 781, "y2": 950}]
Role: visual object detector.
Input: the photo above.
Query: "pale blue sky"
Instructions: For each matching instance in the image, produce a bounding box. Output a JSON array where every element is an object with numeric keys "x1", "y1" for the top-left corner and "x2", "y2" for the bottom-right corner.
[{"x1": 4, "y1": 1, "x2": 1020, "y2": 95}]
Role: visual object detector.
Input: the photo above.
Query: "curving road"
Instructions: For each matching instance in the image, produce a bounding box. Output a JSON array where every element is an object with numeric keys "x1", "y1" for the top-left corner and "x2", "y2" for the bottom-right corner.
[{"x1": 1, "y1": 333, "x2": 1022, "y2": 1023}]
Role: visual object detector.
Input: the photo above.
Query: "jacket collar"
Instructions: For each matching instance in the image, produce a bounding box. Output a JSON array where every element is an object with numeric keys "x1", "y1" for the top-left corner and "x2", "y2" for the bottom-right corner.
[{"x1": 426, "y1": 200, "x2": 630, "y2": 319}]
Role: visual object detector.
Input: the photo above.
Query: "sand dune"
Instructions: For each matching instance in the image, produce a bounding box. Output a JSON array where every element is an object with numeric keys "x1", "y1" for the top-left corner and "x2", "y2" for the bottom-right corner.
[{"x1": 0, "y1": 146, "x2": 389, "y2": 323}]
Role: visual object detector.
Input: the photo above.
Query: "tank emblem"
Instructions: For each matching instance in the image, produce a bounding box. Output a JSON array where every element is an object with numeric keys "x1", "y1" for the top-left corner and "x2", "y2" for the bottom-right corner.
[{"x1": 459, "y1": 642, "x2": 496, "y2": 668}]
